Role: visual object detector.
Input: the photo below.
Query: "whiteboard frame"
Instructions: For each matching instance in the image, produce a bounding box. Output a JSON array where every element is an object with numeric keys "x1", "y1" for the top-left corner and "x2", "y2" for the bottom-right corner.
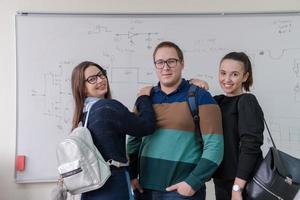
[{"x1": 15, "y1": 11, "x2": 300, "y2": 183}]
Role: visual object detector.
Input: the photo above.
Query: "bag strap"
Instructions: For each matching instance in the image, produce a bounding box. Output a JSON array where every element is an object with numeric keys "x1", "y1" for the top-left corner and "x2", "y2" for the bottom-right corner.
[
  {"x1": 83, "y1": 100, "x2": 129, "y2": 168},
  {"x1": 264, "y1": 119, "x2": 293, "y2": 183},
  {"x1": 263, "y1": 118, "x2": 276, "y2": 149},
  {"x1": 83, "y1": 101, "x2": 98, "y2": 128},
  {"x1": 107, "y1": 159, "x2": 129, "y2": 168},
  {"x1": 187, "y1": 84, "x2": 203, "y2": 145}
]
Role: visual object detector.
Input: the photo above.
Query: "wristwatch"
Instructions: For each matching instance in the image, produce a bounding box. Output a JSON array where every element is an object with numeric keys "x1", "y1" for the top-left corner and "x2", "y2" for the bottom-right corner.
[{"x1": 232, "y1": 184, "x2": 243, "y2": 192}]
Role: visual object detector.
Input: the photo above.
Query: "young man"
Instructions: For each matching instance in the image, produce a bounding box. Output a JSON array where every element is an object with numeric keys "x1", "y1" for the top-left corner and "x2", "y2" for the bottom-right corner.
[{"x1": 127, "y1": 41, "x2": 224, "y2": 200}]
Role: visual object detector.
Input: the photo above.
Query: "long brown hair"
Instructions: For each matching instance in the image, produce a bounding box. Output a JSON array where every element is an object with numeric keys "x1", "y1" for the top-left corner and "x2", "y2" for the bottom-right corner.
[{"x1": 71, "y1": 61, "x2": 111, "y2": 130}]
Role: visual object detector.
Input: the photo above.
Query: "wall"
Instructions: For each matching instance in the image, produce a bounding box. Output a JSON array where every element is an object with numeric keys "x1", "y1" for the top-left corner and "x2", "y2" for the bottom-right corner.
[{"x1": 1, "y1": 0, "x2": 300, "y2": 199}]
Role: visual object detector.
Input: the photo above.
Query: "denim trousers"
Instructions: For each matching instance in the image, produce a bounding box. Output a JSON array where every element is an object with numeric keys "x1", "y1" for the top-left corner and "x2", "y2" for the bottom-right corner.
[
  {"x1": 134, "y1": 185, "x2": 206, "y2": 200},
  {"x1": 81, "y1": 169, "x2": 134, "y2": 200}
]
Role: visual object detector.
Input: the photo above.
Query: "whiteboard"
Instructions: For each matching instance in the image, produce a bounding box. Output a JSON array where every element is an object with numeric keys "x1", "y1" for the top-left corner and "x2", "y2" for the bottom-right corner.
[{"x1": 15, "y1": 13, "x2": 300, "y2": 182}]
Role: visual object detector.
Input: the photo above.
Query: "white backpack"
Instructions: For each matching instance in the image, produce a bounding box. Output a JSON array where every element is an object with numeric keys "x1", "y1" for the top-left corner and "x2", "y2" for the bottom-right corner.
[
  {"x1": 54, "y1": 101, "x2": 128, "y2": 197},
  {"x1": 55, "y1": 102, "x2": 110, "y2": 195}
]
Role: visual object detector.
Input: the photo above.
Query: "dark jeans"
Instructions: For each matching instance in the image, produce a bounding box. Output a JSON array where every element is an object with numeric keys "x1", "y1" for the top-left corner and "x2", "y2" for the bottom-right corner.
[
  {"x1": 134, "y1": 185, "x2": 206, "y2": 200},
  {"x1": 81, "y1": 169, "x2": 133, "y2": 200}
]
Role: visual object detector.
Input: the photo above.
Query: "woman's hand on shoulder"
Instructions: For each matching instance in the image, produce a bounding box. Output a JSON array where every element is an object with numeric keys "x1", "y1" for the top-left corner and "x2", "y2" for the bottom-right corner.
[
  {"x1": 189, "y1": 78, "x2": 209, "y2": 90},
  {"x1": 137, "y1": 86, "x2": 153, "y2": 97}
]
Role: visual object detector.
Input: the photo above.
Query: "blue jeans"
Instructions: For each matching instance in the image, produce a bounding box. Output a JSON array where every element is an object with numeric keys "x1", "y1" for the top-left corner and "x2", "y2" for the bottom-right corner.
[
  {"x1": 134, "y1": 185, "x2": 206, "y2": 200},
  {"x1": 81, "y1": 169, "x2": 134, "y2": 200}
]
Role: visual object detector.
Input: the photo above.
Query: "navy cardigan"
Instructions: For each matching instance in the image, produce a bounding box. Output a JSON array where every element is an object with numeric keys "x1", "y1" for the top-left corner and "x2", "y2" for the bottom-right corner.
[{"x1": 82, "y1": 95, "x2": 156, "y2": 164}]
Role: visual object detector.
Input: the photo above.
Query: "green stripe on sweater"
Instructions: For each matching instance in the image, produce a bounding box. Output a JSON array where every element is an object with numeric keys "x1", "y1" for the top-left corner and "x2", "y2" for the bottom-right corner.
[
  {"x1": 139, "y1": 156, "x2": 196, "y2": 191},
  {"x1": 140, "y1": 129, "x2": 202, "y2": 164},
  {"x1": 202, "y1": 134, "x2": 224, "y2": 165},
  {"x1": 139, "y1": 156, "x2": 218, "y2": 191},
  {"x1": 140, "y1": 129, "x2": 223, "y2": 164}
]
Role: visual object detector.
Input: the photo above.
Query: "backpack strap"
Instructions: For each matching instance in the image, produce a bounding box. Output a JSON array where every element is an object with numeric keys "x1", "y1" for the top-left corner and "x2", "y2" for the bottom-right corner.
[
  {"x1": 84, "y1": 100, "x2": 129, "y2": 168},
  {"x1": 187, "y1": 84, "x2": 203, "y2": 145},
  {"x1": 83, "y1": 100, "x2": 98, "y2": 128},
  {"x1": 107, "y1": 159, "x2": 129, "y2": 168}
]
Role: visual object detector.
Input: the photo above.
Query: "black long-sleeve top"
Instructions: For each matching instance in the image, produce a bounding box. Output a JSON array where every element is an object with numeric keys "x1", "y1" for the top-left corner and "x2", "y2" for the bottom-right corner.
[{"x1": 213, "y1": 93, "x2": 264, "y2": 181}]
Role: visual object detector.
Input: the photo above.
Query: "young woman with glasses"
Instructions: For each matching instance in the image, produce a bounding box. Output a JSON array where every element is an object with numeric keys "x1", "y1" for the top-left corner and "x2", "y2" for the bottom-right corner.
[{"x1": 71, "y1": 61, "x2": 156, "y2": 200}]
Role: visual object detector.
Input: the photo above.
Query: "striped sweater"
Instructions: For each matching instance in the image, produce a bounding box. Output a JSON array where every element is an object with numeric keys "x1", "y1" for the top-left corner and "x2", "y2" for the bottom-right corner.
[{"x1": 127, "y1": 79, "x2": 224, "y2": 191}]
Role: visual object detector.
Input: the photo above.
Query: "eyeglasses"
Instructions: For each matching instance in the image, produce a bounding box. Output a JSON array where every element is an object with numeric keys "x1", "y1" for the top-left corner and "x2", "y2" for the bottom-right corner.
[
  {"x1": 154, "y1": 58, "x2": 180, "y2": 69},
  {"x1": 85, "y1": 71, "x2": 107, "y2": 84}
]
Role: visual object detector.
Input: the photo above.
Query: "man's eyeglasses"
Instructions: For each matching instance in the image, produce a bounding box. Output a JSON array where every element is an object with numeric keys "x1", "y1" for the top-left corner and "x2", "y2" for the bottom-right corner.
[
  {"x1": 85, "y1": 71, "x2": 107, "y2": 84},
  {"x1": 154, "y1": 58, "x2": 180, "y2": 69}
]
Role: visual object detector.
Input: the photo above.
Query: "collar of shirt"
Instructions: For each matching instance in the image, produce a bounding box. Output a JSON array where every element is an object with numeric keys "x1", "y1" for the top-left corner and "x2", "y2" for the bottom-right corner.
[
  {"x1": 153, "y1": 78, "x2": 188, "y2": 96},
  {"x1": 83, "y1": 97, "x2": 101, "y2": 112}
]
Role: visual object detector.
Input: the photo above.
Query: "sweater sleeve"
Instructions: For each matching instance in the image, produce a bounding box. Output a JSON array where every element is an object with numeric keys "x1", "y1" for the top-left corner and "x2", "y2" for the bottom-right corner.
[
  {"x1": 185, "y1": 90, "x2": 224, "y2": 191},
  {"x1": 236, "y1": 94, "x2": 264, "y2": 181},
  {"x1": 126, "y1": 95, "x2": 156, "y2": 179},
  {"x1": 121, "y1": 95, "x2": 156, "y2": 137},
  {"x1": 127, "y1": 136, "x2": 142, "y2": 179}
]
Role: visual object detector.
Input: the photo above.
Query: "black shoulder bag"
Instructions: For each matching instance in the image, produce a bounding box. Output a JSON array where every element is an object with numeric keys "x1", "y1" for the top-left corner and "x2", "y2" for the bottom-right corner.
[{"x1": 246, "y1": 119, "x2": 300, "y2": 200}]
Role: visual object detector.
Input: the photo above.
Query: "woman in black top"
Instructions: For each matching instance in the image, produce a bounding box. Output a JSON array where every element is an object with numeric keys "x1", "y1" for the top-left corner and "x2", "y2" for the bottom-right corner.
[
  {"x1": 71, "y1": 61, "x2": 156, "y2": 200},
  {"x1": 191, "y1": 52, "x2": 264, "y2": 200},
  {"x1": 213, "y1": 52, "x2": 264, "y2": 200}
]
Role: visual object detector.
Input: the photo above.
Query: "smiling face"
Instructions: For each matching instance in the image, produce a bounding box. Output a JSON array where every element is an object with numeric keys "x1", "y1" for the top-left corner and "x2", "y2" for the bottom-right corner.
[
  {"x1": 219, "y1": 59, "x2": 249, "y2": 96},
  {"x1": 154, "y1": 47, "x2": 184, "y2": 93},
  {"x1": 84, "y1": 65, "x2": 108, "y2": 98}
]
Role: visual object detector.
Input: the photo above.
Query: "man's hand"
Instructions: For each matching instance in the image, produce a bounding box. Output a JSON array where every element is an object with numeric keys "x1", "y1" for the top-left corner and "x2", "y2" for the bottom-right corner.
[
  {"x1": 131, "y1": 178, "x2": 144, "y2": 193},
  {"x1": 166, "y1": 181, "x2": 195, "y2": 197}
]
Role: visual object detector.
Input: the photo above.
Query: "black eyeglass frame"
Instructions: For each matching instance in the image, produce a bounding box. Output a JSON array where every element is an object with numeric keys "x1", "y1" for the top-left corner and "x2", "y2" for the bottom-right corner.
[
  {"x1": 154, "y1": 58, "x2": 181, "y2": 69},
  {"x1": 85, "y1": 70, "x2": 107, "y2": 84}
]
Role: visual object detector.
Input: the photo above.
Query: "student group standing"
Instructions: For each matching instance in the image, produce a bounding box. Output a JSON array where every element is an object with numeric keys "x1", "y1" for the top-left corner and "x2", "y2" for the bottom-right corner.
[{"x1": 70, "y1": 41, "x2": 264, "y2": 200}]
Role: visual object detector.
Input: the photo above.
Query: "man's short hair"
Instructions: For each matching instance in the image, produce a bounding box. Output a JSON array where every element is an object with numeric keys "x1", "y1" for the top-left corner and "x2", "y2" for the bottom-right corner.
[{"x1": 153, "y1": 41, "x2": 184, "y2": 62}]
